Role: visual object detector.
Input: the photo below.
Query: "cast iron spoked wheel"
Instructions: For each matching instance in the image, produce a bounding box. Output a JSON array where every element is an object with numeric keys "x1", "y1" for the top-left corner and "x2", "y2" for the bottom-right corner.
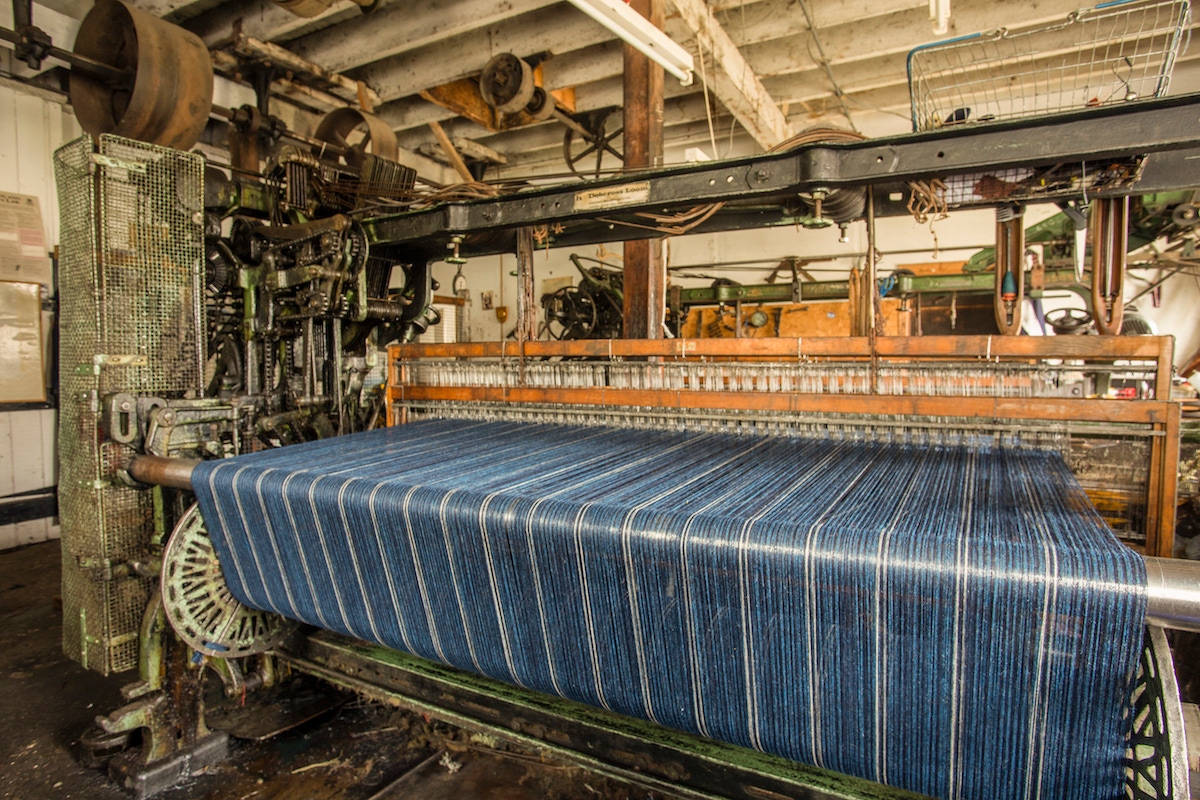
[
  {"x1": 1123, "y1": 626, "x2": 1188, "y2": 799},
  {"x1": 563, "y1": 108, "x2": 624, "y2": 179},
  {"x1": 1045, "y1": 307, "x2": 1093, "y2": 335},
  {"x1": 161, "y1": 503, "x2": 296, "y2": 658},
  {"x1": 544, "y1": 285, "x2": 598, "y2": 340}
]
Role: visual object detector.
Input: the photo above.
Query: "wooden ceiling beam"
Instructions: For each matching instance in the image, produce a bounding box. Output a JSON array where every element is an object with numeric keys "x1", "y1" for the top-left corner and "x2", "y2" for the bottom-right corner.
[
  {"x1": 738, "y1": 0, "x2": 1098, "y2": 80},
  {"x1": 128, "y1": 0, "x2": 216, "y2": 21},
  {"x1": 288, "y1": 0, "x2": 560, "y2": 75},
  {"x1": 352, "y1": 7, "x2": 611, "y2": 105},
  {"x1": 186, "y1": 0, "x2": 352, "y2": 48}
]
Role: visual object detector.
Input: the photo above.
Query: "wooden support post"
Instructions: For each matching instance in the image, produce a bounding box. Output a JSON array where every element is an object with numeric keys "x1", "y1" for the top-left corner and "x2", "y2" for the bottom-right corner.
[
  {"x1": 1147, "y1": 327, "x2": 1180, "y2": 555},
  {"x1": 516, "y1": 227, "x2": 537, "y2": 345},
  {"x1": 428, "y1": 120, "x2": 474, "y2": 183},
  {"x1": 622, "y1": 0, "x2": 665, "y2": 340}
]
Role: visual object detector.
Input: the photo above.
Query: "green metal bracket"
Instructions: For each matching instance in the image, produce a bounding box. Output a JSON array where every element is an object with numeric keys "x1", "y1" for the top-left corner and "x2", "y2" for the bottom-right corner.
[{"x1": 151, "y1": 486, "x2": 166, "y2": 548}]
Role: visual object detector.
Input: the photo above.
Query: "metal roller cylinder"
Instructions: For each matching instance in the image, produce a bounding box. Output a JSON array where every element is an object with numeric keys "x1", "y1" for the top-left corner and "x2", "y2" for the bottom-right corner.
[
  {"x1": 71, "y1": 0, "x2": 213, "y2": 150},
  {"x1": 128, "y1": 455, "x2": 196, "y2": 491},
  {"x1": 1145, "y1": 556, "x2": 1200, "y2": 633}
]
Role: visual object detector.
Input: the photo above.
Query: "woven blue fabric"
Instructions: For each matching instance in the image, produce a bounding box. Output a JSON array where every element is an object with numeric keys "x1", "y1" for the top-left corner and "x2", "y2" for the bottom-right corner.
[{"x1": 192, "y1": 418, "x2": 1146, "y2": 800}]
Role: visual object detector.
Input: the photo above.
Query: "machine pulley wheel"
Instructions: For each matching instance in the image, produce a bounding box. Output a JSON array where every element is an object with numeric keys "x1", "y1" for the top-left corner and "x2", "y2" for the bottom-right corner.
[
  {"x1": 70, "y1": 0, "x2": 214, "y2": 151},
  {"x1": 1172, "y1": 202, "x2": 1199, "y2": 228},
  {"x1": 525, "y1": 86, "x2": 557, "y2": 121},
  {"x1": 479, "y1": 53, "x2": 536, "y2": 114},
  {"x1": 161, "y1": 503, "x2": 296, "y2": 658},
  {"x1": 1123, "y1": 626, "x2": 1189, "y2": 798},
  {"x1": 1045, "y1": 307, "x2": 1093, "y2": 335},
  {"x1": 313, "y1": 108, "x2": 400, "y2": 168},
  {"x1": 563, "y1": 108, "x2": 624, "y2": 179},
  {"x1": 772, "y1": 128, "x2": 866, "y2": 223},
  {"x1": 544, "y1": 285, "x2": 598, "y2": 340}
]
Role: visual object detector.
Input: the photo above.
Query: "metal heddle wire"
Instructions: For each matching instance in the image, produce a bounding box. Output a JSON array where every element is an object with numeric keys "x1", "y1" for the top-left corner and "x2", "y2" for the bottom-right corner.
[{"x1": 907, "y1": 0, "x2": 1191, "y2": 131}]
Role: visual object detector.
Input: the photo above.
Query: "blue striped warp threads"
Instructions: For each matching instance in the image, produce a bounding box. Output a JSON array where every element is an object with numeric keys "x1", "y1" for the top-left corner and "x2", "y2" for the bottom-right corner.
[{"x1": 192, "y1": 419, "x2": 1146, "y2": 800}]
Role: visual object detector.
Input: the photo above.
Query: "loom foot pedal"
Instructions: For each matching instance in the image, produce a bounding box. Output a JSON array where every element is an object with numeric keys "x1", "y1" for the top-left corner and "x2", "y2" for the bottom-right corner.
[{"x1": 107, "y1": 732, "x2": 229, "y2": 800}]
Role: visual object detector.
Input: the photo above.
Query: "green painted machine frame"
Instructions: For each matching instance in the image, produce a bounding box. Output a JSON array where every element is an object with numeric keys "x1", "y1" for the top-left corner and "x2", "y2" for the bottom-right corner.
[{"x1": 280, "y1": 630, "x2": 933, "y2": 800}]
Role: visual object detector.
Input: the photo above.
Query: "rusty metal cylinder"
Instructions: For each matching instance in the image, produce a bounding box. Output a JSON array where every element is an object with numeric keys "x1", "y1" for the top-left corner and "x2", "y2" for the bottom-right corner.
[
  {"x1": 365, "y1": 299, "x2": 408, "y2": 319},
  {"x1": 71, "y1": 0, "x2": 213, "y2": 150},
  {"x1": 127, "y1": 455, "x2": 196, "y2": 491}
]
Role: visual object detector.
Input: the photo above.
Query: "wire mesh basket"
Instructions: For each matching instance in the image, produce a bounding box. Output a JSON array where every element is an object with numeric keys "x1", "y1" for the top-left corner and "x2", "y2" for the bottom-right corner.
[
  {"x1": 907, "y1": 0, "x2": 1191, "y2": 131},
  {"x1": 54, "y1": 134, "x2": 205, "y2": 675}
]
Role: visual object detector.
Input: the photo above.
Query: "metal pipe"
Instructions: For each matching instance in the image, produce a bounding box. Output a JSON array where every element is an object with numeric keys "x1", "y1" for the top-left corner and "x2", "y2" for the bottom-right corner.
[
  {"x1": 127, "y1": 455, "x2": 196, "y2": 491},
  {"x1": 120, "y1": 454, "x2": 1200, "y2": 633},
  {"x1": 0, "y1": 25, "x2": 131, "y2": 84},
  {"x1": 1144, "y1": 556, "x2": 1200, "y2": 633},
  {"x1": 210, "y1": 103, "x2": 354, "y2": 161},
  {"x1": 552, "y1": 109, "x2": 596, "y2": 140}
]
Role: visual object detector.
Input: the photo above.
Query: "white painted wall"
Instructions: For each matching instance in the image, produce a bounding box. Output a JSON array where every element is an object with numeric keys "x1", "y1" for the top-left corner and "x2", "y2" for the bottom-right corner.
[{"x1": 0, "y1": 76, "x2": 81, "y2": 549}]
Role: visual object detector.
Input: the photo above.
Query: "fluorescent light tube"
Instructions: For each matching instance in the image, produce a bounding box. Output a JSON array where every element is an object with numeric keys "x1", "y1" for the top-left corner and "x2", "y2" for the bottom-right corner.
[{"x1": 566, "y1": 0, "x2": 695, "y2": 86}]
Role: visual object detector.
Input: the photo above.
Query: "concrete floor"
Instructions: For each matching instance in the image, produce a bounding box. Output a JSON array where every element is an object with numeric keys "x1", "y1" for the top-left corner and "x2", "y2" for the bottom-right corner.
[
  {"x1": 1, "y1": 540, "x2": 130, "y2": 800},
  {"x1": 0, "y1": 540, "x2": 665, "y2": 800}
]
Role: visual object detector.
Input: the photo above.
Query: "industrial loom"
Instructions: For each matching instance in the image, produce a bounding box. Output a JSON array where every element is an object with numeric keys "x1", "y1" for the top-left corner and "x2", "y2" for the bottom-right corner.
[
  {"x1": 35, "y1": 1, "x2": 1200, "y2": 794},
  {"x1": 144, "y1": 332, "x2": 1197, "y2": 800},
  {"x1": 134, "y1": 134, "x2": 1200, "y2": 799}
]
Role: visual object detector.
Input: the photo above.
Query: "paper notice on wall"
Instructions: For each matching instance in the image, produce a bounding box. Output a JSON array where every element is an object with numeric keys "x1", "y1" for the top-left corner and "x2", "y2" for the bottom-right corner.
[
  {"x1": 0, "y1": 192, "x2": 51, "y2": 285},
  {"x1": 0, "y1": 281, "x2": 45, "y2": 403}
]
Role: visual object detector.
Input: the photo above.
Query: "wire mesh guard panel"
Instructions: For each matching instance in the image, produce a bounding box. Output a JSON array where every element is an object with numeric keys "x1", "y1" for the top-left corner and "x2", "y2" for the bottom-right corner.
[
  {"x1": 907, "y1": 0, "x2": 1191, "y2": 131},
  {"x1": 53, "y1": 135, "x2": 206, "y2": 675}
]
